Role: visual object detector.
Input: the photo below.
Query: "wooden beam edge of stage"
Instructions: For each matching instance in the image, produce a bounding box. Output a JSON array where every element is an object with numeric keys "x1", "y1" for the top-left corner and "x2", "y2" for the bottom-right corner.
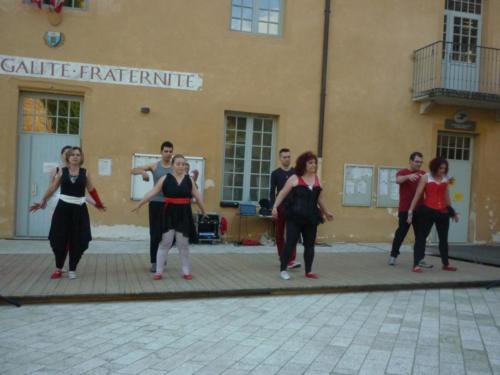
[{"x1": 2, "y1": 280, "x2": 497, "y2": 306}]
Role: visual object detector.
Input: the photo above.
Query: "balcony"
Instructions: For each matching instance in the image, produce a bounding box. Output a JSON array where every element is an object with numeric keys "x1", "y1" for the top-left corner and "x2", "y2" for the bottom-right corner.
[{"x1": 412, "y1": 41, "x2": 500, "y2": 111}]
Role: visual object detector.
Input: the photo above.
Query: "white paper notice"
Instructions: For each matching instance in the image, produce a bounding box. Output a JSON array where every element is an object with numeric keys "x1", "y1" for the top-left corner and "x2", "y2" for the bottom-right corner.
[
  {"x1": 345, "y1": 180, "x2": 355, "y2": 195},
  {"x1": 379, "y1": 170, "x2": 389, "y2": 195},
  {"x1": 357, "y1": 180, "x2": 367, "y2": 195},
  {"x1": 98, "y1": 159, "x2": 112, "y2": 176},
  {"x1": 390, "y1": 184, "x2": 399, "y2": 200},
  {"x1": 43, "y1": 162, "x2": 58, "y2": 174}
]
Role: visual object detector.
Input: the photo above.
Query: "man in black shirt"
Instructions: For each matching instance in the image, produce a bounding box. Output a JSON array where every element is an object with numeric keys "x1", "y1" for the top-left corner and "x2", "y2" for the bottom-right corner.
[{"x1": 270, "y1": 148, "x2": 300, "y2": 269}]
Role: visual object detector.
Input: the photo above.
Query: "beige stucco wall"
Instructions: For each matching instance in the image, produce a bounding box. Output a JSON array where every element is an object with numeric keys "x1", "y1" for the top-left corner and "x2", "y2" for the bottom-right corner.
[{"x1": 0, "y1": 0, "x2": 498, "y2": 243}]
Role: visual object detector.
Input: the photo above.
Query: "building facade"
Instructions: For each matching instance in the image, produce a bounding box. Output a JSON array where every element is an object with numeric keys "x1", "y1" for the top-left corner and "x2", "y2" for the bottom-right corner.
[{"x1": 0, "y1": 0, "x2": 499, "y2": 243}]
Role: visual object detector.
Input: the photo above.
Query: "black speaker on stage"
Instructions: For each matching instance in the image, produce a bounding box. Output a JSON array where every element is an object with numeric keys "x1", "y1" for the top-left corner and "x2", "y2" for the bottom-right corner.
[{"x1": 196, "y1": 213, "x2": 220, "y2": 243}]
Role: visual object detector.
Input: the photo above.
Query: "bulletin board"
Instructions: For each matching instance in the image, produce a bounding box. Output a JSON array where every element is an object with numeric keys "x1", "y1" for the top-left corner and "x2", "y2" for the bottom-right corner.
[
  {"x1": 342, "y1": 164, "x2": 374, "y2": 207},
  {"x1": 130, "y1": 153, "x2": 205, "y2": 201},
  {"x1": 376, "y1": 167, "x2": 402, "y2": 208}
]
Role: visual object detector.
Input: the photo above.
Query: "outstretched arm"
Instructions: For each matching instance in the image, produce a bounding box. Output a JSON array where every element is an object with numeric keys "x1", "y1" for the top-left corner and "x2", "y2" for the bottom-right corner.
[
  {"x1": 191, "y1": 178, "x2": 207, "y2": 216},
  {"x1": 407, "y1": 175, "x2": 427, "y2": 223},
  {"x1": 132, "y1": 176, "x2": 165, "y2": 212},
  {"x1": 30, "y1": 170, "x2": 62, "y2": 211},
  {"x1": 271, "y1": 176, "x2": 296, "y2": 219},
  {"x1": 130, "y1": 163, "x2": 155, "y2": 182}
]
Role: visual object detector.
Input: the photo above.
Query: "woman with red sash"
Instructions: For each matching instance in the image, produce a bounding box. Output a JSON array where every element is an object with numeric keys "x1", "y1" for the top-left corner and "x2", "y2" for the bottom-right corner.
[
  {"x1": 133, "y1": 154, "x2": 207, "y2": 280},
  {"x1": 407, "y1": 157, "x2": 459, "y2": 273}
]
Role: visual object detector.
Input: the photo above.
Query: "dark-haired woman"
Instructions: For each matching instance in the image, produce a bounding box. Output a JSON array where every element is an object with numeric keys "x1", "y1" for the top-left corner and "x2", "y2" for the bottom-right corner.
[
  {"x1": 30, "y1": 147, "x2": 106, "y2": 279},
  {"x1": 272, "y1": 151, "x2": 334, "y2": 280},
  {"x1": 133, "y1": 154, "x2": 207, "y2": 280},
  {"x1": 407, "y1": 157, "x2": 458, "y2": 273}
]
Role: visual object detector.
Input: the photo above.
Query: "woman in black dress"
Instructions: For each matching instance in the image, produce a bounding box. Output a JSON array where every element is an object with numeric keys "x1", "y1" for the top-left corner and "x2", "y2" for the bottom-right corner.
[
  {"x1": 272, "y1": 151, "x2": 334, "y2": 280},
  {"x1": 133, "y1": 154, "x2": 207, "y2": 280},
  {"x1": 30, "y1": 147, "x2": 106, "y2": 279}
]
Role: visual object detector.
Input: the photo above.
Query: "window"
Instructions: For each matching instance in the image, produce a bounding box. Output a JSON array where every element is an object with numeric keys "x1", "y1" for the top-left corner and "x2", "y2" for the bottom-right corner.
[
  {"x1": 445, "y1": 0, "x2": 481, "y2": 15},
  {"x1": 35, "y1": 0, "x2": 86, "y2": 10},
  {"x1": 231, "y1": 0, "x2": 282, "y2": 36},
  {"x1": 222, "y1": 113, "x2": 275, "y2": 202},
  {"x1": 437, "y1": 133, "x2": 472, "y2": 161},
  {"x1": 21, "y1": 94, "x2": 82, "y2": 135}
]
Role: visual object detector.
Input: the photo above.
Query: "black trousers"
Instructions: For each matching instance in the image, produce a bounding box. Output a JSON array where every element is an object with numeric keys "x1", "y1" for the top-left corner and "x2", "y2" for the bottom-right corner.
[
  {"x1": 390, "y1": 211, "x2": 418, "y2": 257},
  {"x1": 413, "y1": 205, "x2": 450, "y2": 267},
  {"x1": 281, "y1": 220, "x2": 318, "y2": 273},
  {"x1": 149, "y1": 201, "x2": 164, "y2": 264}
]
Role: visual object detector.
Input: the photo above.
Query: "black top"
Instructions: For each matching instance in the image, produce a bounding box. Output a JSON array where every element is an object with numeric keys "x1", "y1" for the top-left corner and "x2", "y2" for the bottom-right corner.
[
  {"x1": 269, "y1": 167, "x2": 295, "y2": 206},
  {"x1": 60, "y1": 167, "x2": 86, "y2": 197},
  {"x1": 161, "y1": 173, "x2": 196, "y2": 238},
  {"x1": 285, "y1": 176, "x2": 323, "y2": 225}
]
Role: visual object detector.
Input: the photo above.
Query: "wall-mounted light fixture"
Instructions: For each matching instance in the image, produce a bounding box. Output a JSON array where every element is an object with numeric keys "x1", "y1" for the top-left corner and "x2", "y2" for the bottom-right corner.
[{"x1": 140, "y1": 107, "x2": 150, "y2": 114}]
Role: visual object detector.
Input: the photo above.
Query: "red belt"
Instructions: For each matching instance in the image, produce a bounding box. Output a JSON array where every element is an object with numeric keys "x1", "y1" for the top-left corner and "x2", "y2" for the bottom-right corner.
[{"x1": 163, "y1": 197, "x2": 190, "y2": 205}]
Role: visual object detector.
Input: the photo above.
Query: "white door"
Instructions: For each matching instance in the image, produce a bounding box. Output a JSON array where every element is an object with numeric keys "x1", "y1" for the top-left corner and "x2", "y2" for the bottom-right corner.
[
  {"x1": 16, "y1": 93, "x2": 82, "y2": 237},
  {"x1": 437, "y1": 132, "x2": 473, "y2": 243},
  {"x1": 442, "y1": 1, "x2": 482, "y2": 91}
]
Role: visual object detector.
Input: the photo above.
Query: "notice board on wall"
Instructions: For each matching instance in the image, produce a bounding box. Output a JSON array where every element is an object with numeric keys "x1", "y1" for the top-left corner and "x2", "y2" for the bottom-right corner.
[
  {"x1": 342, "y1": 164, "x2": 374, "y2": 207},
  {"x1": 130, "y1": 153, "x2": 205, "y2": 201},
  {"x1": 376, "y1": 167, "x2": 401, "y2": 208}
]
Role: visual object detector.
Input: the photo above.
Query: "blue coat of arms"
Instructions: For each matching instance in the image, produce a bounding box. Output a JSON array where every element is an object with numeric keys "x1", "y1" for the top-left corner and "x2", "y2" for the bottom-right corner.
[{"x1": 44, "y1": 32, "x2": 64, "y2": 48}]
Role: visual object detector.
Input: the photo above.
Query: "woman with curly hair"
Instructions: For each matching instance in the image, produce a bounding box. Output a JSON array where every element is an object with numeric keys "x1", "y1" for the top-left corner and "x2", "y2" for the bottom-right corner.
[
  {"x1": 407, "y1": 157, "x2": 459, "y2": 273},
  {"x1": 272, "y1": 151, "x2": 334, "y2": 280}
]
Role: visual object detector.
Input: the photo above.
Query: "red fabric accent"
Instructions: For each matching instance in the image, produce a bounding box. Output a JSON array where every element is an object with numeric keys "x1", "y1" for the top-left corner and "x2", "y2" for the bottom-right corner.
[
  {"x1": 297, "y1": 176, "x2": 320, "y2": 187},
  {"x1": 241, "y1": 239, "x2": 261, "y2": 246},
  {"x1": 424, "y1": 179, "x2": 448, "y2": 212},
  {"x1": 50, "y1": 0, "x2": 64, "y2": 12},
  {"x1": 31, "y1": 0, "x2": 42, "y2": 8},
  {"x1": 275, "y1": 205, "x2": 296, "y2": 261},
  {"x1": 163, "y1": 197, "x2": 191, "y2": 204},
  {"x1": 397, "y1": 169, "x2": 425, "y2": 212},
  {"x1": 219, "y1": 217, "x2": 228, "y2": 235},
  {"x1": 89, "y1": 188, "x2": 105, "y2": 209}
]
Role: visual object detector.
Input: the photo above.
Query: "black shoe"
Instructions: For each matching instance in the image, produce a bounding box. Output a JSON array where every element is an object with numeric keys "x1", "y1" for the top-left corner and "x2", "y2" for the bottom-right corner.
[{"x1": 150, "y1": 263, "x2": 156, "y2": 273}]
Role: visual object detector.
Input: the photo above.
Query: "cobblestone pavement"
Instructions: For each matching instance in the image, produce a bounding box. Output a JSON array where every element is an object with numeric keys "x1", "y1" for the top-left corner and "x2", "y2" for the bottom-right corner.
[{"x1": 1, "y1": 288, "x2": 500, "y2": 375}]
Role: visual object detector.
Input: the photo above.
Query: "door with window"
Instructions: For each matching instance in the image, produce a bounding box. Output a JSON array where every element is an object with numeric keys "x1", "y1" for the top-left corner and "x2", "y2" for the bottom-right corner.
[
  {"x1": 16, "y1": 93, "x2": 82, "y2": 237},
  {"x1": 436, "y1": 132, "x2": 473, "y2": 242},
  {"x1": 442, "y1": 0, "x2": 482, "y2": 91},
  {"x1": 222, "y1": 113, "x2": 275, "y2": 203}
]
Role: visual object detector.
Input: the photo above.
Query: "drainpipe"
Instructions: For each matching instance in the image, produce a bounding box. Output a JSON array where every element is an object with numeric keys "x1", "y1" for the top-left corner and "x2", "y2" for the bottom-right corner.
[{"x1": 317, "y1": 0, "x2": 331, "y2": 179}]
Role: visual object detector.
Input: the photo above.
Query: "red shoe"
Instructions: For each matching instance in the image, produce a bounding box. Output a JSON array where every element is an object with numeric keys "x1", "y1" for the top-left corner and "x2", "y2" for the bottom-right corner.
[
  {"x1": 442, "y1": 265, "x2": 457, "y2": 272},
  {"x1": 412, "y1": 266, "x2": 423, "y2": 273},
  {"x1": 183, "y1": 274, "x2": 193, "y2": 280},
  {"x1": 50, "y1": 270, "x2": 63, "y2": 279},
  {"x1": 153, "y1": 273, "x2": 162, "y2": 280},
  {"x1": 305, "y1": 272, "x2": 319, "y2": 279}
]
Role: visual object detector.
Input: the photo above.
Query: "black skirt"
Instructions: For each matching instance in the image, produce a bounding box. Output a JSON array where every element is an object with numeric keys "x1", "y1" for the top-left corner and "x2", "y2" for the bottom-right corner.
[
  {"x1": 162, "y1": 203, "x2": 197, "y2": 241},
  {"x1": 49, "y1": 200, "x2": 92, "y2": 254}
]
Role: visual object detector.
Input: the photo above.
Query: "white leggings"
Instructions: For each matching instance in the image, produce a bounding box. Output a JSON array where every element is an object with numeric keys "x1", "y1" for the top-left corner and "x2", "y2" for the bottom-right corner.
[{"x1": 156, "y1": 230, "x2": 191, "y2": 275}]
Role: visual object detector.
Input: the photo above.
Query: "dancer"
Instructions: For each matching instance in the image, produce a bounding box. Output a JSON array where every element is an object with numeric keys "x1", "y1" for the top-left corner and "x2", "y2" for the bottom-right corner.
[
  {"x1": 30, "y1": 147, "x2": 106, "y2": 279},
  {"x1": 132, "y1": 154, "x2": 207, "y2": 280},
  {"x1": 388, "y1": 152, "x2": 431, "y2": 267},
  {"x1": 270, "y1": 148, "x2": 300, "y2": 269},
  {"x1": 272, "y1": 151, "x2": 334, "y2": 280},
  {"x1": 407, "y1": 157, "x2": 459, "y2": 273},
  {"x1": 131, "y1": 141, "x2": 173, "y2": 272}
]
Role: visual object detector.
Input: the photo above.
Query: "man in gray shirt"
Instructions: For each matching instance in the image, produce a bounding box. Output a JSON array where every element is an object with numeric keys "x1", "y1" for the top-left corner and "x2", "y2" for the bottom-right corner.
[{"x1": 131, "y1": 141, "x2": 173, "y2": 272}]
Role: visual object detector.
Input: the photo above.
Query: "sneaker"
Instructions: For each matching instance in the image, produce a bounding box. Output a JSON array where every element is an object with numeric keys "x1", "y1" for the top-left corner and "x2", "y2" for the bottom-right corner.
[
  {"x1": 305, "y1": 272, "x2": 319, "y2": 279},
  {"x1": 50, "y1": 270, "x2": 63, "y2": 279},
  {"x1": 183, "y1": 274, "x2": 193, "y2": 280},
  {"x1": 419, "y1": 260, "x2": 434, "y2": 269},
  {"x1": 153, "y1": 273, "x2": 162, "y2": 280},
  {"x1": 68, "y1": 271, "x2": 77, "y2": 279},
  {"x1": 280, "y1": 271, "x2": 290, "y2": 280},
  {"x1": 150, "y1": 263, "x2": 156, "y2": 273},
  {"x1": 442, "y1": 265, "x2": 457, "y2": 272},
  {"x1": 388, "y1": 256, "x2": 396, "y2": 266},
  {"x1": 287, "y1": 261, "x2": 301, "y2": 270},
  {"x1": 412, "y1": 266, "x2": 423, "y2": 273}
]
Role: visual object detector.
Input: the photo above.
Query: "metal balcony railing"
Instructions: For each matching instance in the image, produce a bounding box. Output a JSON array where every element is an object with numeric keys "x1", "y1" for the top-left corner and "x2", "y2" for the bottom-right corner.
[{"x1": 412, "y1": 41, "x2": 500, "y2": 105}]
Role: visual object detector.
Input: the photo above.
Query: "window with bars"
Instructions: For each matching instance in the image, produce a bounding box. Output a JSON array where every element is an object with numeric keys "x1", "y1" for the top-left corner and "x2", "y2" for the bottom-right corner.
[
  {"x1": 445, "y1": 0, "x2": 481, "y2": 15},
  {"x1": 451, "y1": 17, "x2": 479, "y2": 62},
  {"x1": 230, "y1": 0, "x2": 282, "y2": 36},
  {"x1": 21, "y1": 95, "x2": 82, "y2": 135},
  {"x1": 437, "y1": 133, "x2": 472, "y2": 161},
  {"x1": 222, "y1": 113, "x2": 275, "y2": 202},
  {"x1": 30, "y1": 0, "x2": 86, "y2": 10}
]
